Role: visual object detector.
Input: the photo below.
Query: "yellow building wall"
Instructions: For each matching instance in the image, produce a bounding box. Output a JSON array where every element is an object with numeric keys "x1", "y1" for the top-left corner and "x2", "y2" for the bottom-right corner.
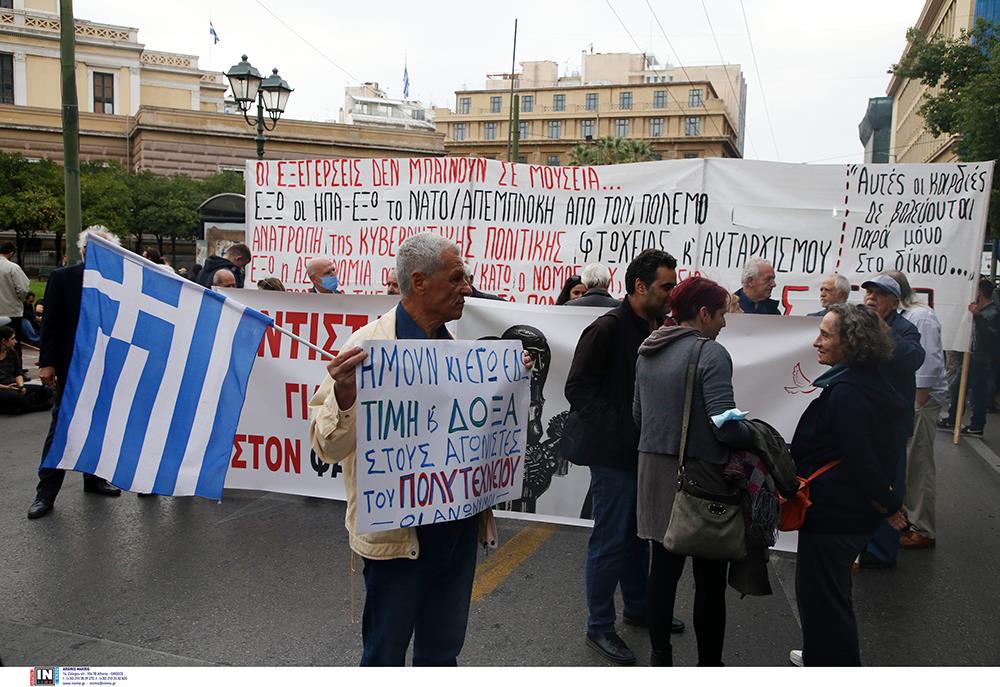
[
  {"x1": 141, "y1": 85, "x2": 192, "y2": 110},
  {"x1": 24, "y1": 55, "x2": 61, "y2": 109},
  {"x1": 25, "y1": 0, "x2": 58, "y2": 13}
]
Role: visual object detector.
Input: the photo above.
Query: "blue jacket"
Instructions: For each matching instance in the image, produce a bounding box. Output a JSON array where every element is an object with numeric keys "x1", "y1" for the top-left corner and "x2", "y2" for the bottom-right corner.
[{"x1": 884, "y1": 310, "x2": 925, "y2": 435}]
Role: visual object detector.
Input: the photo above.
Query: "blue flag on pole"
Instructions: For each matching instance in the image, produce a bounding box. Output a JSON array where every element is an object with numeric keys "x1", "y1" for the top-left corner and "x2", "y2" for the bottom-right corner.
[
  {"x1": 40, "y1": 236, "x2": 272, "y2": 499},
  {"x1": 210, "y1": 21, "x2": 220, "y2": 45},
  {"x1": 403, "y1": 63, "x2": 410, "y2": 99}
]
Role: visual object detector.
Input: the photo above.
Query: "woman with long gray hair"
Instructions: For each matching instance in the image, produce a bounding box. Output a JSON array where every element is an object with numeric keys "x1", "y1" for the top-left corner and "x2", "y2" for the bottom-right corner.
[{"x1": 789, "y1": 304, "x2": 909, "y2": 666}]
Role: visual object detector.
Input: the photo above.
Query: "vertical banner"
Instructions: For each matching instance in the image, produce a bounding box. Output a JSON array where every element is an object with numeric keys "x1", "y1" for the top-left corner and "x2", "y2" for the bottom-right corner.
[{"x1": 354, "y1": 340, "x2": 530, "y2": 533}]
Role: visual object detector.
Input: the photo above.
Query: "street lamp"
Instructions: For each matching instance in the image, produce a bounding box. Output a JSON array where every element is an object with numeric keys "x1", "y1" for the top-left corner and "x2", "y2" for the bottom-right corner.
[{"x1": 225, "y1": 55, "x2": 293, "y2": 160}]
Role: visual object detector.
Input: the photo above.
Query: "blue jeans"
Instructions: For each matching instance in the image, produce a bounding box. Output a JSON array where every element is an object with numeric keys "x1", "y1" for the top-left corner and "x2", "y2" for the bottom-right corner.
[
  {"x1": 586, "y1": 464, "x2": 648, "y2": 635},
  {"x1": 947, "y1": 359, "x2": 993, "y2": 431},
  {"x1": 360, "y1": 515, "x2": 479, "y2": 666}
]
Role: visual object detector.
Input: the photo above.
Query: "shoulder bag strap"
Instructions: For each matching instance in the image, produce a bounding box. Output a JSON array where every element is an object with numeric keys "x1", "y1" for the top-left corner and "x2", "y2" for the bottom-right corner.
[
  {"x1": 678, "y1": 337, "x2": 707, "y2": 474},
  {"x1": 804, "y1": 459, "x2": 842, "y2": 483}
]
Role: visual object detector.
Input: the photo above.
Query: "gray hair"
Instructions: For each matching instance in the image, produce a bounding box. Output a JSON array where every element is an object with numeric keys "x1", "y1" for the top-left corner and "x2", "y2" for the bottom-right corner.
[
  {"x1": 824, "y1": 273, "x2": 851, "y2": 297},
  {"x1": 305, "y1": 257, "x2": 332, "y2": 279},
  {"x1": 396, "y1": 232, "x2": 460, "y2": 297},
  {"x1": 212, "y1": 269, "x2": 235, "y2": 286},
  {"x1": 741, "y1": 257, "x2": 772, "y2": 286},
  {"x1": 885, "y1": 270, "x2": 924, "y2": 310},
  {"x1": 78, "y1": 226, "x2": 121, "y2": 254},
  {"x1": 826, "y1": 303, "x2": 895, "y2": 366},
  {"x1": 581, "y1": 262, "x2": 612, "y2": 290}
]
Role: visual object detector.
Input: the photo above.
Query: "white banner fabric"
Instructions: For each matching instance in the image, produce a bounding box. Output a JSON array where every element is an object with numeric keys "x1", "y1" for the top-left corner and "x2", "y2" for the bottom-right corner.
[{"x1": 245, "y1": 157, "x2": 993, "y2": 351}]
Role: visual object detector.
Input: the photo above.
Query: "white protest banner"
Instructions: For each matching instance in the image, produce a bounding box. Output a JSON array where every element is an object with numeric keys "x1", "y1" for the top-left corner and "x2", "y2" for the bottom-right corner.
[
  {"x1": 221, "y1": 290, "x2": 398, "y2": 498},
  {"x1": 245, "y1": 157, "x2": 992, "y2": 350},
  {"x1": 353, "y1": 340, "x2": 529, "y2": 533}
]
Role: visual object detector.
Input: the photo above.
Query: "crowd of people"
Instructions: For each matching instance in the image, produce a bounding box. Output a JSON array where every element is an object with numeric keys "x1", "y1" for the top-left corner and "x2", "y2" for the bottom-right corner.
[{"x1": 5, "y1": 226, "x2": 997, "y2": 667}]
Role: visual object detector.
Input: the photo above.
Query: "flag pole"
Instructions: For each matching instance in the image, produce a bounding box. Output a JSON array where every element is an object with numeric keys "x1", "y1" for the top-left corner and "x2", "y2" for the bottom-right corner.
[
  {"x1": 270, "y1": 322, "x2": 336, "y2": 360},
  {"x1": 953, "y1": 351, "x2": 971, "y2": 444}
]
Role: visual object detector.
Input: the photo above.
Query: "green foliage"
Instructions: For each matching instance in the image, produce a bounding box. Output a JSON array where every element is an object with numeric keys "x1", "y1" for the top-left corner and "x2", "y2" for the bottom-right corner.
[
  {"x1": 0, "y1": 153, "x2": 64, "y2": 254},
  {"x1": 568, "y1": 136, "x2": 656, "y2": 166},
  {"x1": 80, "y1": 161, "x2": 132, "y2": 239},
  {"x1": 891, "y1": 19, "x2": 1000, "y2": 233}
]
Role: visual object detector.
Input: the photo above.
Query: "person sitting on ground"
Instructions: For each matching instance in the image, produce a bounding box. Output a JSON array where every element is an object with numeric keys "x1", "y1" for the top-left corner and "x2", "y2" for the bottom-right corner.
[
  {"x1": 556, "y1": 275, "x2": 587, "y2": 305},
  {"x1": 306, "y1": 258, "x2": 343, "y2": 294},
  {"x1": 809, "y1": 274, "x2": 851, "y2": 316},
  {"x1": 256, "y1": 277, "x2": 285, "y2": 291},
  {"x1": 788, "y1": 304, "x2": 908, "y2": 666},
  {"x1": 735, "y1": 257, "x2": 780, "y2": 314},
  {"x1": 565, "y1": 263, "x2": 619, "y2": 308},
  {"x1": 0, "y1": 325, "x2": 53, "y2": 415},
  {"x1": 197, "y1": 244, "x2": 251, "y2": 289},
  {"x1": 212, "y1": 269, "x2": 236, "y2": 289},
  {"x1": 21, "y1": 293, "x2": 40, "y2": 346}
]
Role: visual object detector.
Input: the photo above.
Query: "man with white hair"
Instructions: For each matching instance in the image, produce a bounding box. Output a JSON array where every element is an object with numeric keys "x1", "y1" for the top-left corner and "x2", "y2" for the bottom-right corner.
[
  {"x1": 305, "y1": 257, "x2": 342, "y2": 293},
  {"x1": 809, "y1": 274, "x2": 851, "y2": 316},
  {"x1": 309, "y1": 232, "x2": 531, "y2": 666},
  {"x1": 565, "y1": 263, "x2": 619, "y2": 308},
  {"x1": 28, "y1": 227, "x2": 124, "y2": 519},
  {"x1": 386, "y1": 267, "x2": 400, "y2": 295},
  {"x1": 212, "y1": 269, "x2": 236, "y2": 289},
  {"x1": 735, "y1": 257, "x2": 779, "y2": 315}
]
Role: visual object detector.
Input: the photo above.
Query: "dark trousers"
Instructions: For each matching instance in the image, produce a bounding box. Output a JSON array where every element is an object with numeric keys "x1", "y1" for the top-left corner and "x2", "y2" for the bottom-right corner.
[
  {"x1": 34, "y1": 385, "x2": 104, "y2": 505},
  {"x1": 0, "y1": 384, "x2": 53, "y2": 415},
  {"x1": 648, "y1": 541, "x2": 727, "y2": 666},
  {"x1": 796, "y1": 530, "x2": 870, "y2": 666},
  {"x1": 586, "y1": 464, "x2": 648, "y2": 634},
  {"x1": 360, "y1": 515, "x2": 479, "y2": 666},
  {"x1": 947, "y1": 359, "x2": 993, "y2": 431},
  {"x1": 865, "y1": 442, "x2": 906, "y2": 564},
  {"x1": 8, "y1": 316, "x2": 23, "y2": 358}
]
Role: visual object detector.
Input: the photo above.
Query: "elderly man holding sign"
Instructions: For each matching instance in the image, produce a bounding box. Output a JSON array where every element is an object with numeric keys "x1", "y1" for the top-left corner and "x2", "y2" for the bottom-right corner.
[{"x1": 309, "y1": 232, "x2": 530, "y2": 666}]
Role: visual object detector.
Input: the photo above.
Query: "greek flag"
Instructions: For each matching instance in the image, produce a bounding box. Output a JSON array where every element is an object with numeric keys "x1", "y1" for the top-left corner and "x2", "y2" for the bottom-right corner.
[
  {"x1": 210, "y1": 21, "x2": 220, "y2": 45},
  {"x1": 41, "y1": 236, "x2": 272, "y2": 499},
  {"x1": 403, "y1": 63, "x2": 410, "y2": 99}
]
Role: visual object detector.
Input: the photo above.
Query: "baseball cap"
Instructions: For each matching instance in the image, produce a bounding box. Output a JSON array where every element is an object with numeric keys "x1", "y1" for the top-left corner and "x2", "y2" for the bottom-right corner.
[{"x1": 861, "y1": 274, "x2": 902, "y2": 299}]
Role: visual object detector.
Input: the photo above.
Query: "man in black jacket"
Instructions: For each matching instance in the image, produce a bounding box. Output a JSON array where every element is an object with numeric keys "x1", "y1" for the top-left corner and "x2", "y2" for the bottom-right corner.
[
  {"x1": 565, "y1": 249, "x2": 682, "y2": 665},
  {"x1": 197, "y1": 243, "x2": 251, "y2": 289},
  {"x1": 27, "y1": 228, "x2": 123, "y2": 520},
  {"x1": 860, "y1": 275, "x2": 925, "y2": 567},
  {"x1": 565, "y1": 263, "x2": 620, "y2": 308}
]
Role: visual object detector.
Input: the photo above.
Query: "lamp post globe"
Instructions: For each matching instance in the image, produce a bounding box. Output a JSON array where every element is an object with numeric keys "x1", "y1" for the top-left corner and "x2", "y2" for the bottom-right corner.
[{"x1": 224, "y1": 56, "x2": 292, "y2": 160}]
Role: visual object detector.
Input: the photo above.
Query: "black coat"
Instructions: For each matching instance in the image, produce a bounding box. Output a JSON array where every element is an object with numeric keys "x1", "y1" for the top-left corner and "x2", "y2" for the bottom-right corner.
[
  {"x1": 38, "y1": 263, "x2": 84, "y2": 382},
  {"x1": 197, "y1": 255, "x2": 244, "y2": 289},
  {"x1": 564, "y1": 298, "x2": 652, "y2": 471},
  {"x1": 564, "y1": 288, "x2": 620, "y2": 308},
  {"x1": 791, "y1": 364, "x2": 905, "y2": 535}
]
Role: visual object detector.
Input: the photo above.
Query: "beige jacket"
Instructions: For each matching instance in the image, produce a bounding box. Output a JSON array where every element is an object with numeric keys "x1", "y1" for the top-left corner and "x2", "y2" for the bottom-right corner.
[
  {"x1": 0, "y1": 255, "x2": 29, "y2": 318},
  {"x1": 308, "y1": 306, "x2": 498, "y2": 560}
]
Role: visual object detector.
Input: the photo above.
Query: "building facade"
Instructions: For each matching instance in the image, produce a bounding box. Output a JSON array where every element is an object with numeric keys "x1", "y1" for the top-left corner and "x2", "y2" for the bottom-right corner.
[
  {"x1": 0, "y1": 0, "x2": 444, "y2": 177},
  {"x1": 341, "y1": 82, "x2": 435, "y2": 132},
  {"x1": 435, "y1": 52, "x2": 745, "y2": 164},
  {"x1": 859, "y1": 96, "x2": 893, "y2": 163},
  {"x1": 887, "y1": 0, "x2": 1000, "y2": 163}
]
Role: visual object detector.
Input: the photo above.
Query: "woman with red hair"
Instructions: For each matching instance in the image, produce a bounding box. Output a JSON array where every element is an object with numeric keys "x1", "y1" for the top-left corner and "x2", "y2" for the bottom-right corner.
[{"x1": 633, "y1": 276, "x2": 753, "y2": 666}]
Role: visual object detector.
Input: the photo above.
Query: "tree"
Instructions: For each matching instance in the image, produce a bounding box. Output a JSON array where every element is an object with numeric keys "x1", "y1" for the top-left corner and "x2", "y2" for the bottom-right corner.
[
  {"x1": 200, "y1": 169, "x2": 246, "y2": 198},
  {"x1": 80, "y1": 161, "x2": 132, "y2": 243},
  {"x1": 0, "y1": 153, "x2": 64, "y2": 261},
  {"x1": 892, "y1": 19, "x2": 1000, "y2": 233},
  {"x1": 568, "y1": 136, "x2": 655, "y2": 166},
  {"x1": 129, "y1": 172, "x2": 202, "y2": 261}
]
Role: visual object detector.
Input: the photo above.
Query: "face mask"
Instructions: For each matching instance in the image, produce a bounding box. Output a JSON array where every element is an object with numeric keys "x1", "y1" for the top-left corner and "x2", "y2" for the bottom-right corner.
[{"x1": 321, "y1": 275, "x2": 339, "y2": 292}]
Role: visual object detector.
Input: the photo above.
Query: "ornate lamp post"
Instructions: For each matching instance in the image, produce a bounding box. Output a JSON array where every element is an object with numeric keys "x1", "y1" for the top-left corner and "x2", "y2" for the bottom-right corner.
[{"x1": 225, "y1": 55, "x2": 293, "y2": 160}]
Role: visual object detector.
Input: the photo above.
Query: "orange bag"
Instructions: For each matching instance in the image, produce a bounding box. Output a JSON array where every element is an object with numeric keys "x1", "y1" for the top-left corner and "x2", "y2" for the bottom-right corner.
[{"x1": 778, "y1": 460, "x2": 841, "y2": 531}]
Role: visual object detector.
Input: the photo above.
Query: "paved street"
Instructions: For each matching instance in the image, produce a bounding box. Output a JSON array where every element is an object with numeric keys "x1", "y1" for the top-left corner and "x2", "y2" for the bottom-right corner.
[{"x1": 2, "y1": 376, "x2": 999, "y2": 666}]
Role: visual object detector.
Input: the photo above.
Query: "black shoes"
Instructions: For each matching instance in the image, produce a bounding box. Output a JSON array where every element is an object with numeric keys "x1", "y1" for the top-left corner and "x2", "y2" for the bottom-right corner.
[
  {"x1": 586, "y1": 631, "x2": 636, "y2": 665},
  {"x1": 961, "y1": 425, "x2": 984, "y2": 436},
  {"x1": 622, "y1": 614, "x2": 685, "y2": 633},
  {"x1": 27, "y1": 499, "x2": 52, "y2": 519},
  {"x1": 650, "y1": 648, "x2": 673, "y2": 667},
  {"x1": 83, "y1": 480, "x2": 121, "y2": 497}
]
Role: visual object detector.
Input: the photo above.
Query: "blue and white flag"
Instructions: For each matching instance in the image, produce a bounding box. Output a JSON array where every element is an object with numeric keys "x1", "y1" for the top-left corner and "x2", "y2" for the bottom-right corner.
[
  {"x1": 403, "y1": 62, "x2": 410, "y2": 99},
  {"x1": 210, "y1": 21, "x2": 220, "y2": 45},
  {"x1": 41, "y1": 236, "x2": 272, "y2": 499}
]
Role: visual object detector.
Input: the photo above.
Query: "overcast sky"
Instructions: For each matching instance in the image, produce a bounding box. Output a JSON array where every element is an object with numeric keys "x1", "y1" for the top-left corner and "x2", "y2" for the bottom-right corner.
[{"x1": 76, "y1": 0, "x2": 926, "y2": 164}]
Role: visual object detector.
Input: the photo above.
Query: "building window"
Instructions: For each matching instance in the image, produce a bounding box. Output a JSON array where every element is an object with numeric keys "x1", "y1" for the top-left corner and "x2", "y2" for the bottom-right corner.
[
  {"x1": 547, "y1": 154, "x2": 560, "y2": 166},
  {"x1": 688, "y1": 88, "x2": 703, "y2": 107},
  {"x1": 585, "y1": 92, "x2": 598, "y2": 111},
  {"x1": 653, "y1": 90, "x2": 666, "y2": 108},
  {"x1": 517, "y1": 155, "x2": 528, "y2": 164},
  {"x1": 519, "y1": 121, "x2": 529, "y2": 140},
  {"x1": 547, "y1": 120, "x2": 561, "y2": 139},
  {"x1": 484, "y1": 122, "x2": 497, "y2": 140},
  {"x1": 619, "y1": 92, "x2": 632, "y2": 110},
  {"x1": 553, "y1": 94, "x2": 565, "y2": 112},
  {"x1": 490, "y1": 96, "x2": 502, "y2": 113},
  {"x1": 93, "y1": 72, "x2": 114, "y2": 114},
  {"x1": 615, "y1": 118, "x2": 629, "y2": 137},
  {"x1": 684, "y1": 117, "x2": 701, "y2": 136},
  {"x1": 581, "y1": 119, "x2": 595, "y2": 139},
  {"x1": 0, "y1": 0, "x2": 11, "y2": 8},
  {"x1": 412, "y1": 109, "x2": 425, "y2": 121},
  {"x1": 650, "y1": 117, "x2": 664, "y2": 137},
  {"x1": 521, "y1": 95, "x2": 533, "y2": 112},
  {"x1": 683, "y1": 152, "x2": 700, "y2": 159},
  {"x1": 0, "y1": 53, "x2": 13, "y2": 105},
  {"x1": 458, "y1": 97, "x2": 471, "y2": 114},
  {"x1": 454, "y1": 123, "x2": 466, "y2": 141}
]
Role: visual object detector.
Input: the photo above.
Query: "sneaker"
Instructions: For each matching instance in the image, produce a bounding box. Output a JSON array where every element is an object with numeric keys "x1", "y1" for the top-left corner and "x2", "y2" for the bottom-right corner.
[
  {"x1": 960, "y1": 425, "x2": 984, "y2": 436},
  {"x1": 789, "y1": 649, "x2": 803, "y2": 667}
]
